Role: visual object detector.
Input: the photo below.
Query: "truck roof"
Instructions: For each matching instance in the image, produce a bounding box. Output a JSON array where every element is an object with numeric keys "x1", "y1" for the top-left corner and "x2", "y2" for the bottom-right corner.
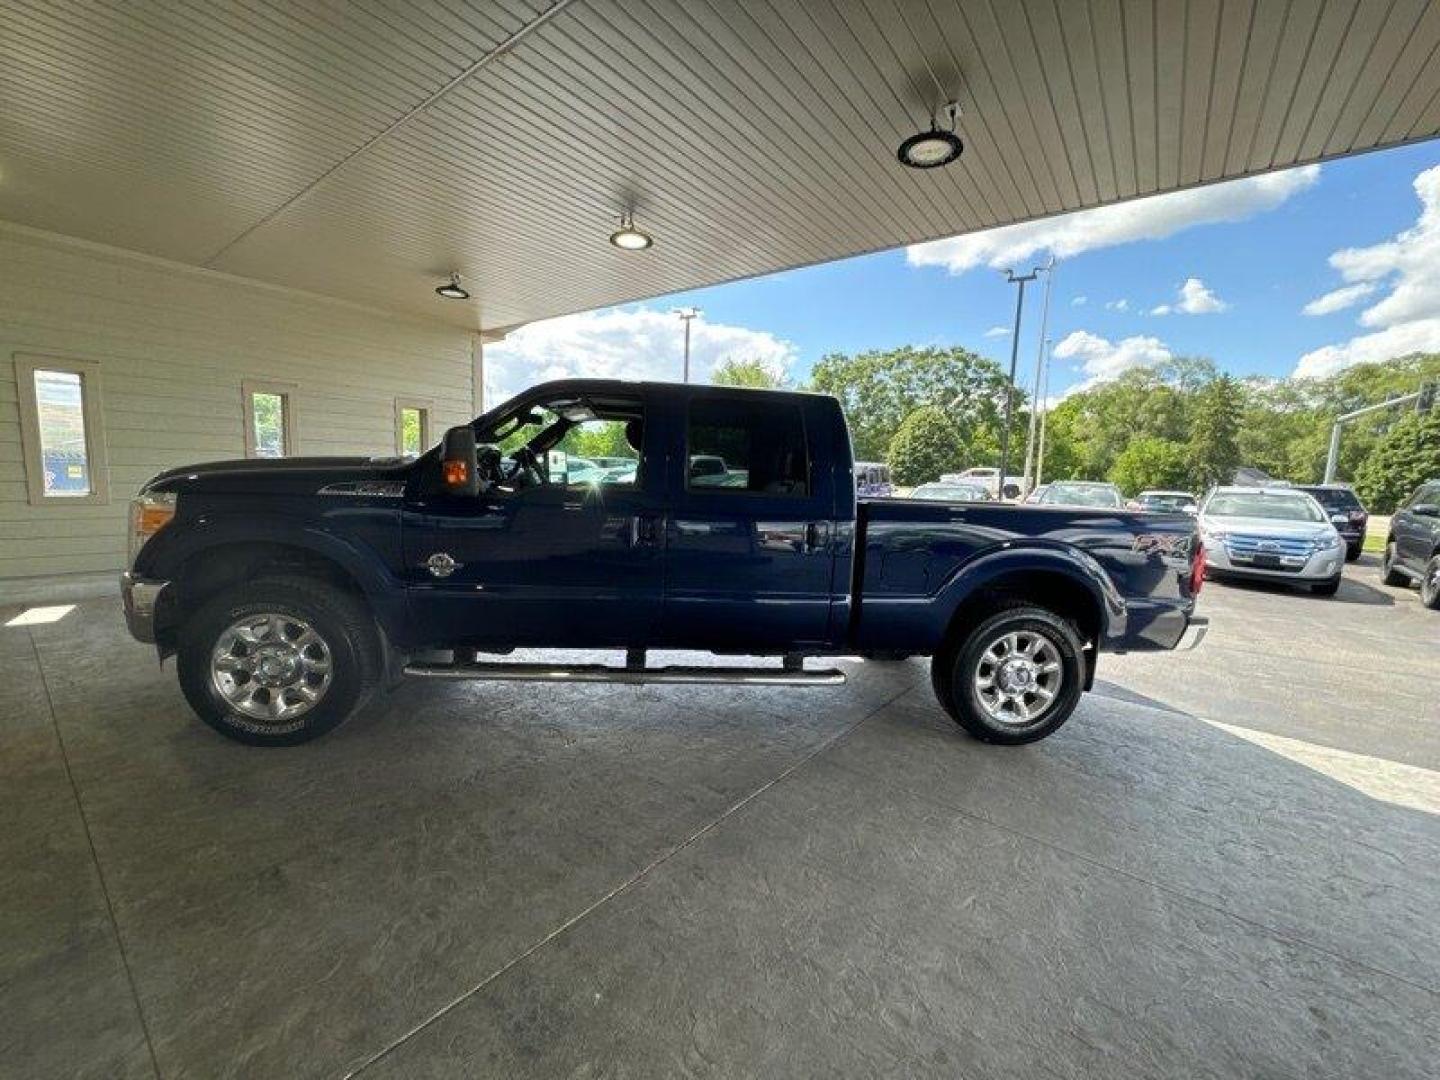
[{"x1": 493, "y1": 378, "x2": 829, "y2": 401}]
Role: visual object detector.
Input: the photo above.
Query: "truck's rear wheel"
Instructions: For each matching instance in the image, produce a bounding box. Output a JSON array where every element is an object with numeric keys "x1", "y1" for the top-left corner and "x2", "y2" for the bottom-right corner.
[
  {"x1": 932, "y1": 606, "x2": 1084, "y2": 745},
  {"x1": 178, "y1": 576, "x2": 379, "y2": 746}
]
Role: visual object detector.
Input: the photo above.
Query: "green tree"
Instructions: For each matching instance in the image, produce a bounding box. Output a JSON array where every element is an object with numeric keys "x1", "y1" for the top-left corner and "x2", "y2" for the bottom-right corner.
[
  {"x1": 1354, "y1": 408, "x2": 1440, "y2": 512},
  {"x1": 886, "y1": 406, "x2": 967, "y2": 486},
  {"x1": 557, "y1": 421, "x2": 632, "y2": 460},
  {"x1": 1108, "y1": 437, "x2": 1190, "y2": 496},
  {"x1": 712, "y1": 358, "x2": 786, "y2": 389},
  {"x1": 1188, "y1": 375, "x2": 1243, "y2": 490},
  {"x1": 808, "y1": 346, "x2": 1012, "y2": 462}
]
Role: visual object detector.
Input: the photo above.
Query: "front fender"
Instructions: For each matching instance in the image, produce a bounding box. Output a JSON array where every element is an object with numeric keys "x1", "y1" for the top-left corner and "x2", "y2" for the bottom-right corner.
[{"x1": 134, "y1": 504, "x2": 408, "y2": 643}]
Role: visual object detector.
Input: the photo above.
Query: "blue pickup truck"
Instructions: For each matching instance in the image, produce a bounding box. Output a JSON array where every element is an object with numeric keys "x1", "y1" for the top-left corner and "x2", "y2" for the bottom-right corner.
[{"x1": 122, "y1": 380, "x2": 1206, "y2": 747}]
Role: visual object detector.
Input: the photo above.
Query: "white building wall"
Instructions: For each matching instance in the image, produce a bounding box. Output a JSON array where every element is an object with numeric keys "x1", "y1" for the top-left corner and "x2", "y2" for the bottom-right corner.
[{"x1": 0, "y1": 225, "x2": 478, "y2": 583}]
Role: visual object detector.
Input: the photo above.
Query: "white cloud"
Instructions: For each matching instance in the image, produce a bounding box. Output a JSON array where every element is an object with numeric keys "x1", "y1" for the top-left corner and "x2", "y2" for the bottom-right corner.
[
  {"x1": 905, "y1": 165, "x2": 1320, "y2": 273},
  {"x1": 482, "y1": 306, "x2": 797, "y2": 404},
  {"x1": 1296, "y1": 164, "x2": 1440, "y2": 376},
  {"x1": 983, "y1": 325, "x2": 1010, "y2": 338},
  {"x1": 1105, "y1": 298, "x2": 1131, "y2": 312},
  {"x1": 1071, "y1": 295, "x2": 1088, "y2": 306},
  {"x1": 1052, "y1": 330, "x2": 1173, "y2": 392},
  {"x1": 1294, "y1": 319, "x2": 1440, "y2": 378},
  {"x1": 1301, "y1": 282, "x2": 1377, "y2": 317},
  {"x1": 1151, "y1": 277, "x2": 1228, "y2": 316}
]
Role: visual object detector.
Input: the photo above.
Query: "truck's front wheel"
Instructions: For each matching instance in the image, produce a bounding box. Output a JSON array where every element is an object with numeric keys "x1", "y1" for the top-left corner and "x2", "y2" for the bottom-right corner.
[
  {"x1": 932, "y1": 606, "x2": 1085, "y2": 745},
  {"x1": 178, "y1": 576, "x2": 380, "y2": 746}
]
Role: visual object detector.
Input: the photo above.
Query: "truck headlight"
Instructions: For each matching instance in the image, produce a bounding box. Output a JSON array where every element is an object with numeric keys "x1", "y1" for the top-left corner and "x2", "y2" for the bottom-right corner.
[
  {"x1": 1312, "y1": 531, "x2": 1341, "y2": 552},
  {"x1": 128, "y1": 492, "x2": 176, "y2": 565}
]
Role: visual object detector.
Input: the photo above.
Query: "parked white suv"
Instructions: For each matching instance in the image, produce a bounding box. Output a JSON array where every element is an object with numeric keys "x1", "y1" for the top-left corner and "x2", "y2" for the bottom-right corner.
[{"x1": 1199, "y1": 487, "x2": 1345, "y2": 596}]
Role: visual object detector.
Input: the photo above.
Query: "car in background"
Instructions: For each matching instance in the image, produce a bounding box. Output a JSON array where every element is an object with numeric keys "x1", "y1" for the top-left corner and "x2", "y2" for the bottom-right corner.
[
  {"x1": 1199, "y1": 487, "x2": 1344, "y2": 596},
  {"x1": 909, "y1": 481, "x2": 992, "y2": 502},
  {"x1": 1023, "y1": 484, "x2": 1048, "y2": 504},
  {"x1": 1295, "y1": 484, "x2": 1368, "y2": 561},
  {"x1": 1037, "y1": 481, "x2": 1125, "y2": 509},
  {"x1": 942, "y1": 468, "x2": 1024, "y2": 500},
  {"x1": 855, "y1": 461, "x2": 893, "y2": 498},
  {"x1": 1131, "y1": 490, "x2": 1198, "y2": 515},
  {"x1": 688, "y1": 454, "x2": 728, "y2": 481},
  {"x1": 1381, "y1": 479, "x2": 1440, "y2": 609}
]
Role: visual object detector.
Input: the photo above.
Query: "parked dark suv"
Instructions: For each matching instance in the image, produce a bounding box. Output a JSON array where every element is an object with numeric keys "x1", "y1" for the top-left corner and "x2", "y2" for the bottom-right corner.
[
  {"x1": 1296, "y1": 484, "x2": 1368, "y2": 561},
  {"x1": 1382, "y1": 479, "x2": 1440, "y2": 609}
]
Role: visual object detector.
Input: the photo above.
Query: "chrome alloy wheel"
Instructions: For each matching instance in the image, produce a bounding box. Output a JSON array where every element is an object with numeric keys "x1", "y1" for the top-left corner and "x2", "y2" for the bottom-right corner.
[
  {"x1": 974, "y1": 630, "x2": 1063, "y2": 726},
  {"x1": 210, "y1": 613, "x2": 333, "y2": 724}
]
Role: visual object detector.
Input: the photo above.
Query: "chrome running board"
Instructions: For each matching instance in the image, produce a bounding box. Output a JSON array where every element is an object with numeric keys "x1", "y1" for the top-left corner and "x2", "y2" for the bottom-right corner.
[{"x1": 403, "y1": 660, "x2": 845, "y2": 686}]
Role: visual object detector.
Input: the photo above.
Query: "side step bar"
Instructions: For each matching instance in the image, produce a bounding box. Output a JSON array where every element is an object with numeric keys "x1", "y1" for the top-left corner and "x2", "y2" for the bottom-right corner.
[{"x1": 403, "y1": 660, "x2": 846, "y2": 686}]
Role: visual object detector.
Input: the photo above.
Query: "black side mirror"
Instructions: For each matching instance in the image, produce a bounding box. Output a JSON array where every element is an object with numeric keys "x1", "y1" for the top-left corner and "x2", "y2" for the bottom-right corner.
[{"x1": 440, "y1": 426, "x2": 479, "y2": 496}]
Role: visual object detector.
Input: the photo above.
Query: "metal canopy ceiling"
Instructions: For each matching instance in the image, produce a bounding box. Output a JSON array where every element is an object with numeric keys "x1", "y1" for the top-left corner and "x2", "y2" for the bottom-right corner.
[{"x1": 4, "y1": 0, "x2": 1439, "y2": 332}]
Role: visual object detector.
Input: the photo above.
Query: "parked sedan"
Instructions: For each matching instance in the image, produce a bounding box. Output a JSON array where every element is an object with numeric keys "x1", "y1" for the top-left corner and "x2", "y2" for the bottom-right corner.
[
  {"x1": 1038, "y1": 481, "x2": 1125, "y2": 509},
  {"x1": 1295, "y1": 484, "x2": 1368, "y2": 561},
  {"x1": 1381, "y1": 478, "x2": 1440, "y2": 609},
  {"x1": 1200, "y1": 487, "x2": 1344, "y2": 596},
  {"x1": 909, "y1": 482, "x2": 992, "y2": 502}
]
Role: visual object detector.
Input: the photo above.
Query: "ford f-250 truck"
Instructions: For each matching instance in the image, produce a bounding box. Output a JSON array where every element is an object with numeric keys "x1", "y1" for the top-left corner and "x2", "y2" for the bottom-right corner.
[{"x1": 122, "y1": 380, "x2": 1207, "y2": 747}]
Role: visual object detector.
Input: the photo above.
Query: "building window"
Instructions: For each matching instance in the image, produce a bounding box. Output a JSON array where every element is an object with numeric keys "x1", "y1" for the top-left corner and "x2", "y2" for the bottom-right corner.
[
  {"x1": 243, "y1": 380, "x2": 297, "y2": 458},
  {"x1": 15, "y1": 354, "x2": 109, "y2": 505},
  {"x1": 395, "y1": 399, "x2": 432, "y2": 457}
]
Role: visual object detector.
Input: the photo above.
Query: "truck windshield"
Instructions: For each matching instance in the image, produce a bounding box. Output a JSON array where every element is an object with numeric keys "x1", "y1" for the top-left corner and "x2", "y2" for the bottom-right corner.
[{"x1": 1299, "y1": 487, "x2": 1362, "y2": 511}]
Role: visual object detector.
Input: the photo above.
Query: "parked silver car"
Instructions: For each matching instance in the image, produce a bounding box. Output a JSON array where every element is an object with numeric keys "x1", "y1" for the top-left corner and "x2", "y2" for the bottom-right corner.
[{"x1": 1199, "y1": 486, "x2": 1345, "y2": 596}]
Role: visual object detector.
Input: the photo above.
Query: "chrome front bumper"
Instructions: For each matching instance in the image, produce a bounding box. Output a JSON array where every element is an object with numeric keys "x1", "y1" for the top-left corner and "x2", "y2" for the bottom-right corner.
[
  {"x1": 1205, "y1": 545, "x2": 1342, "y2": 582},
  {"x1": 121, "y1": 571, "x2": 170, "y2": 644}
]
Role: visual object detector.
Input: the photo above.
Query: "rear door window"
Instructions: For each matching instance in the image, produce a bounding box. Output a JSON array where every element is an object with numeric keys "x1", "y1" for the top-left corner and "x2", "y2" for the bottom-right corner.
[{"x1": 686, "y1": 397, "x2": 808, "y2": 496}]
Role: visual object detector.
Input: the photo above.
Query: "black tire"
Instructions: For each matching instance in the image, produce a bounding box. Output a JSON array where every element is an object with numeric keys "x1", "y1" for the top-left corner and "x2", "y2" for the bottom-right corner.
[
  {"x1": 1381, "y1": 541, "x2": 1408, "y2": 587},
  {"x1": 1344, "y1": 542, "x2": 1362, "y2": 563},
  {"x1": 1310, "y1": 574, "x2": 1341, "y2": 597},
  {"x1": 1421, "y1": 556, "x2": 1440, "y2": 610},
  {"x1": 178, "y1": 576, "x2": 381, "y2": 746},
  {"x1": 931, "y1": 606, "x2": 1085, "y2": 746}
]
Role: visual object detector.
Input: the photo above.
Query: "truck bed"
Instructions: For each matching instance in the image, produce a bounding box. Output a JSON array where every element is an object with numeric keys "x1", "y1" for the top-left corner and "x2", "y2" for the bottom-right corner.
[{"x1": 852, "y1": 498, "x2": 1200, "y2": 654}]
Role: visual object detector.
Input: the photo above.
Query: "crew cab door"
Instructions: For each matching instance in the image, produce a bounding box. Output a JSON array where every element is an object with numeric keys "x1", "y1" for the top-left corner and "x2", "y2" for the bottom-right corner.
[
  {"x1": 660, "y1": 391, "x2": 840, "y2": 650},
  {"x1": 401, "y1": 391, "x2": 664, "y2": 648}
]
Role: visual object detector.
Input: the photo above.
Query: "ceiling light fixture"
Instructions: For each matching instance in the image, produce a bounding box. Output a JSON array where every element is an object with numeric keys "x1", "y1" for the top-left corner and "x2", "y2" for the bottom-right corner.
[
  {"x1": 435, "y1": 271, "x2": 469, "y2": 300},
  {"x1": 898, "y1": 101, "x2": 963, "y2": 169},
  {"x1": 609, "y1": 211, "x2": 653, "y2": 251}
]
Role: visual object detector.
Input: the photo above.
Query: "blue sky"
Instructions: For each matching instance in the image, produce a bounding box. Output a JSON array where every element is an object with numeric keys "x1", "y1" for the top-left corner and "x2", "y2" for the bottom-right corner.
[{"x1": 486, "y1": 140, "x2": 1440, "y2": 402}]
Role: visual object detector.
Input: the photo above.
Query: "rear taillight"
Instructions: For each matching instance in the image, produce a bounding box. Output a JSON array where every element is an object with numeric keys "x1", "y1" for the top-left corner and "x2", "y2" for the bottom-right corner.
[{"x1": 1190, "y1": 540, "x2": 1205, "y2": 596}]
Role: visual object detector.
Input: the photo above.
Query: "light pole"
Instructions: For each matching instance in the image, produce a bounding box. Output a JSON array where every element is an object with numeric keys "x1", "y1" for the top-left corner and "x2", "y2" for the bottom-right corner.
[
  {"x1": 673, "y1": 307, "x2": 701, "y2": 382},
  {"x1": 1021, "y1": 257, "x2": 1055, "y2": 493},
  {"x1": 998, "y1": 267, "x2": 1040, "y2": 495},
  {"x1": 1035, "y1": 337, "x2": 1053, "y2": 488},
  {"x1": 1322, "y1": 388, "x2": 1426, "y2": 481}
]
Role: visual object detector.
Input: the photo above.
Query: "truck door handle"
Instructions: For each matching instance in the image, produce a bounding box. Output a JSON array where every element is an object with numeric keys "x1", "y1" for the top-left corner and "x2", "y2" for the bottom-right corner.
[
  {"x1": 804, "y1": 521, "x2": 829, "y2": 553},
  {"x1": 630, "y1": 513, "x2": 662, "y2": 548}
]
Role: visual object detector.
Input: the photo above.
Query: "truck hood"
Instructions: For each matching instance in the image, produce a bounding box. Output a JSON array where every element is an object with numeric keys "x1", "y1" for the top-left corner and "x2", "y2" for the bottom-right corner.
[
  {"x1": 142, "y1": 455, "x2": 416, "y2": 496},
  {"x1": 1200, "y1": 515, "x2": 1334, "y2": 541}
]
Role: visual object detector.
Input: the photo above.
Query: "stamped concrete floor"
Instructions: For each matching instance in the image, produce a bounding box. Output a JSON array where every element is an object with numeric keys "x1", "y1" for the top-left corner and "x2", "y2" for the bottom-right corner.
[{"x1": 2, "y1": 559, "x2": 1437, "y2": 1079}]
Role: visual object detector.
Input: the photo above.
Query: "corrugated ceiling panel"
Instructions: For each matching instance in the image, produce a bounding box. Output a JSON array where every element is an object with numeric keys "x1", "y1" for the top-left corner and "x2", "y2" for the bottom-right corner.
[{"x1": 0, "y1": 0, "x2": 1438, "y2": 331}]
